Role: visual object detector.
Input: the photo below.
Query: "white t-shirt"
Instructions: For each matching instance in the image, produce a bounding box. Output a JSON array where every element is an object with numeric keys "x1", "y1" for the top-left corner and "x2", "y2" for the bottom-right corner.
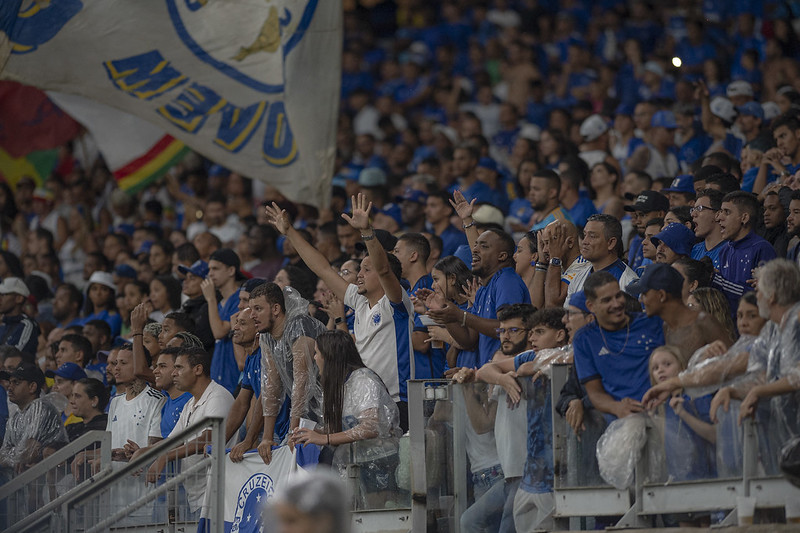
[
  {"x1": 167, "y1": 380, "x2": 235, "y2": 512},
  {"x1": 107, "y1": 386, "x2": 165, "y2": 522},
  {"x1": 344, "y1": 284, "x2": 414, "y2": 402},
  {"x1": 492, "y1": 387, "x2": 527, "y2": 478}
]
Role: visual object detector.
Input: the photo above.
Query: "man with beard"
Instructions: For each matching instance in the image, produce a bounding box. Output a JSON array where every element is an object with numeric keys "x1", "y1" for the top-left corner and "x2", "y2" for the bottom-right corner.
[
  {"x1": 712, "y1": 191, "x2": 776, "y2": 313},
  {"x1": 428, "y1": 192, "x2": 530, "y2": 367},
  {"x1": 763, "y1": 190, "x2": 789, "y2": 258},
  {"x1": 566, "y1": 214, "x2": 638, "y2": 302},
  {"x1": 624, "y1": 190, "x2": 669, "y2": 271},
  {"x1": 785, "y1": 190, "x2": 800, "y2": 263},
  {"x1": 690, "y1": 189, "x2": 726, "y2": 268},
  {"x1": 528, "y1": 169, "x2": 573, "y2": 231},
  {"x1": 250, "y1": 283, "x2": 325, "y2": 465}
]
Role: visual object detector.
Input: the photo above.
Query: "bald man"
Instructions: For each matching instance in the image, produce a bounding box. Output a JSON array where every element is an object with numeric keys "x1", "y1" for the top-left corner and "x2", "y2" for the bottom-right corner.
[{"x1": 535, "y1": 221, "x2": 583, "y2": 308}]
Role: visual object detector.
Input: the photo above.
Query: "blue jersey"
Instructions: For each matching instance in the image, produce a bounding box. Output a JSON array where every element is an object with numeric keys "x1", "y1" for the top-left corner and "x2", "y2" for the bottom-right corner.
[
  {"x1": 160, "y1": 392, "x2": 192, "y2": 438},
  {"x1": 210, "y1": 291, "x2": 241, "y2": 394},
  {"x1": 471, "y1": 267, "x2": 531, "y2": 365},
  {"x1": 451, "y1": 179, "x2": 497, "y2": 206},
  {"x1": 515, "y1": 350, "x2": 554, "y2": 494},
  {"x1": 691, "y1": 240, "x2": 725, "y2": 269},
  {"x1": 0, "y1": 314, "x2": 40, "y2": 356},
  {"x1": 84, "y1": 309, "x2": 122, "y2": 337},
  {"x1": 436, "y1": 224, "x2": 468, "y2": 258},
  {"x1": 574, "y1": 313, "x2": 664, "y2": 403},
  {"x1": 566, "y1": 194, "x2": 598, "y2": 229},
  {"x1": 712, "y1": 232, "x2": 777, "y2": 315},
  {"x1": 241, "y1": 347, "x2": 262, "y2": 398}
]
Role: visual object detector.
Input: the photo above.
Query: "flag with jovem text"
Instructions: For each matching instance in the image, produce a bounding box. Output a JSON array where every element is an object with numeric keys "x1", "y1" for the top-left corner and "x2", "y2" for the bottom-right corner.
[{"x1": 0, "y1": 0, "x2": 341, "y2": 207}]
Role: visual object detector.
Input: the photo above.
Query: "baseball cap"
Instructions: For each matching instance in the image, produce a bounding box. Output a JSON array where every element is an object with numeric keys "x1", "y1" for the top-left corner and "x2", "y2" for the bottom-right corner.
[
  {"x1": 0, "y1": 362, "x2": 45, "y2": 389},
  {"x1": 650, "y1": 223, "x2": 696, "y2": 257},
  {"x1": 651, "y1": 110, "x2": 677, "y2": 129},
  {"x1": 136, "y1": 240, "x2": 154, "y2": 256},
  {"x1": 710, "y1": 96, "x2": 737, "y2": 123},
  {"x1": 358, "y1": 167, "x2": 387, "y2": 188},
  {"x1": 518, "y1": 124, "x2": 541, "y2": 142},
  {"x1": 614, "y1": 102, "x2": 635, "y2": 117},
  {"x1": 726, "y1": 81, "x2": 754, "y2": 98},
  {"x1": 477, "y1": 157, "x2": 499, "y2": 173},
  {"x1": 0, "y1": 277, "x2": 30, "y2": 297},
  {"x1": 433, "y1": 124, "x2": 459, "y2": 145},
  {"x1": 762, "y1": 102, "x2": 781, "y2": 122},
  {"x1": 737, "y1": 101, "x2": 764, "y2": 120},
  {"x1": 45, "y1": 362, "x2": 87, "y2": 381},
  {"x1": 87, "y1": 271, "x2": 117, "y2": 293},
  {"x1": 693, "y1": 165, "x2": 724, "y2": 183},
  {"x1": 178, "y1": 259, "x2": 210, "y2": 279},
  {"x1": 374, "y1": 203, "x2": 403, "y2": 228},
  {"x1": 580, "y1": 114, "x2": 609, "y2": 141},
  {"x1": 241, "y1": 278, "x2": 267, "y2": 294},
  {"x1": 208, "y1": 164, "x2": 230, "y2": 178},
  {"x1": 661, "y1": 174, "x2": 695, "y2": 194},
  {"x1": 397, "y1": 189, "x2": 428, "y2": 205},
  {"x1": 623, "y1": 190, "x2": 670, "y2": 213},
  {"x1": 209, "y1": 249, "x2": 247, "y2": 281},
  {"x1": 32, "y1": 188, "x2": 55, "y2": 203},
  {"x1": 355, "y1": 229, "x2": 397, "y2": 254},
  {"x1": 114, "y1": 264, "x2": 138, "y2": 280},
  {"x1": 472, "y1": 204, "x2": 505, "y2": 227},
  {"x1": 568, "y1": 291, "x2": 589, "y2": 314},
  {"x1": 643, "y1": 61, "x2": 665, "y2": 78},
  {"x1": 626, "y1": 263, "x2": 684, "y2": 298}
]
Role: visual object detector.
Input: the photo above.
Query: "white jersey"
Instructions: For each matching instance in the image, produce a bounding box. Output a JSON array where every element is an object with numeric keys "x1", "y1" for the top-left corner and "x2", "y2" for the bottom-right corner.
[
  {"x1": 168, "y1": 380, "x2": 235, "y2": 512},
  {"x1": 493, "y1": 386, "x2": 527, "y2": 478},
  {"x1": 643, "y1": 144, "x2": 679, "y2": 179},
  {"x1": 106, "y1": 386, "x2": 165, "y2": 523},
  {"x1": 344, "y1": 284, "x2": 414, "y2": 402},
  {"x1": 565, "y1": 260, "x2": 639, "y2": 306}
]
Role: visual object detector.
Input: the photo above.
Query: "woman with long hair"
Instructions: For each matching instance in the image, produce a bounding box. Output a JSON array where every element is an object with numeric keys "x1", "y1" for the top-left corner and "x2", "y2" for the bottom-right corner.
[
  {"x1": 294, "y1": 330, "x2": 401, "y2": 507},
  {"x1": 589, "y1": 162, "x2": 625, "y2": 219},
  {"x1": 148, "y1": 275, "x2": 182, "y2": 323}
]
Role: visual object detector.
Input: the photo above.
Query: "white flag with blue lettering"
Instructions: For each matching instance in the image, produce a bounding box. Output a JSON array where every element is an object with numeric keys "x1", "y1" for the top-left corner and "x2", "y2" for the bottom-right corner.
[{"x1": 0, "y1": 0, "x2": 341, "y2": 207}]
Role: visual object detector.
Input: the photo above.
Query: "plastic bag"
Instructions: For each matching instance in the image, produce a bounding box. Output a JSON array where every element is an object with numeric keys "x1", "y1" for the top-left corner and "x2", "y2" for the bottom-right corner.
[
  {"x1": 260, "y1": 286, "x2": 326, "y2": 421},
  {"x1": 596, "y1": 413, "x2": 647, "y2": 490},
  {"x1": 516, "y1": 345, "x2": 573, "y2": 380}
]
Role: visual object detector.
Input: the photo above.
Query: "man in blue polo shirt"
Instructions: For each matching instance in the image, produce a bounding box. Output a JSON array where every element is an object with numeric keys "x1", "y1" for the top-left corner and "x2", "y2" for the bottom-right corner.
[
  {"x1": 429, "y1": 195, "x2": 530, "y2": 367},
  {"x1": 573, "y1": 272, "x2": 664, "y2": 418},
  {"x1": 713, "y1": 191, "x2": 777, "y2": 313}
]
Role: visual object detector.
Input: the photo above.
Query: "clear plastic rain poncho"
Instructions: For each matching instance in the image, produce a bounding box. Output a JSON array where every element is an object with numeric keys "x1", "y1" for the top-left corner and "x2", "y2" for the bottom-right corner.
[
  {"x1": 517, "y1": 344, "x2": 573, "y2": 380},
  {"x1": 765, "y1": 302, "x2": 800, "y2": 461},
  {"x1": 0, "y1": 393, "x2": 68, "y2": 471},
  {"x1": 261, "y1": 287, "x2": 326, "y2": 427},
  {"x1": 332, "y1": 367, "x2": 402, "y2": 469},
  {"x1": 681, "y1": 334, "x2": 761, "y2": 399}
]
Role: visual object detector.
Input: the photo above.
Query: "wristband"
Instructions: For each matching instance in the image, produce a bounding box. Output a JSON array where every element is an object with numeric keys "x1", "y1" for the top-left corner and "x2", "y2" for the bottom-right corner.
[
  {"x1": 361, "y1": 232, "x2": 376, "y2": 241},
  {"x1": 463, "y1": 221, "x2": 475, "y2": 229},
  {"x1": 132, "y1": 333, "x2": 143, "y2": 337},
  {"x1": 334, "y1": 317, "x2": 344, "y2": 325}
]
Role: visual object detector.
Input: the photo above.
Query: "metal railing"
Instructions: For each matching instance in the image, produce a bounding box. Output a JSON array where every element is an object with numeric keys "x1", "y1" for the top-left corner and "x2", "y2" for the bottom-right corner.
[
  {"x1": 0, "y1": 429, "x2": 112, "y2": 532},
  {"x1": 63, "y1": 415, "x2": 225, "y2": 532},
  {"x1": 408, "y1": 369, "x2": 800, "y2": 531}
]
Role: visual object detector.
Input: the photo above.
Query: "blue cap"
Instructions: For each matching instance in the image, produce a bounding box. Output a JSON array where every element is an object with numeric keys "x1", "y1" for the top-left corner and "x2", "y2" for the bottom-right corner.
[
  {"x1": 568, "y1": 291, "x2": 589, "y2": 313},
  {"x1": 737, "y1": 101, "x2": 764, "y2": 120},
  {"x1": 377, "y1": 203, "x2": 403, "y2": 227},
  {"x1": 114, "y1": 223, "x2": 136, "y2": 237},
  {"x1": 614, "y1": 102, "x2": 635, "y2": 117},
  {"x1": 477, "y1": 157, "x2": 498, "y2": 172},
  {"x1": 136, "y1": 240, "x2": 153, "y2": 256},
  {"x1": 178, "y1": 259, "x2": 209, "y2": 279},
  {"x1": 397, "y1": 188, "x2": 428, "y2": 205},
  {"x1": 651, "y1": 110, "x2": 677, "y2": 129},
  {"x1": 650, "y1": 223, "x2": 696, "y2": 257},
  {"x1": 45, "y1": 362, "x2": 87, "y2": 381},
  {"x1": 625, "y1": 263, "x2": 684, "y2": 298},
  {"x1": 114, "y1": 264, "x2": 138, "y2": 280},
  {"x1": 661, "y1": 174, "x2": 695, "y2": 194}
]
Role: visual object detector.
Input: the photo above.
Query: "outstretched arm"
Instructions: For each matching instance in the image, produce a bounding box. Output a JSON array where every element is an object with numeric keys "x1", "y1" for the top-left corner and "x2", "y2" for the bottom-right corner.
[
  {"x1": 264, "y1": 203, "x2": 349, "y2": 300},
  {"x1": 450, "y1": 190, "x2": 479, "y2": 249},
  {"x1": 342, "y1": 193, "x2": 404, "y2": 303}
]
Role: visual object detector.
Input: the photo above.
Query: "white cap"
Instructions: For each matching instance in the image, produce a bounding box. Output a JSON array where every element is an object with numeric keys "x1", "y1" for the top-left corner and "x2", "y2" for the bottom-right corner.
[
  {"x1": 0, "y1": 277, "x2": 30, "y2": 297},
  {"x1": 580, "y1": 114, "x2": 609, "y2": 142},
  {"x1": 726, "y1": 80, "x2": 754, "y2": 98},
  {"x1": 643, "y1": 61, "x2": 665, "y2": 78},
  {"x1": 471, "y1": 205, "x2": 505, "y2": 227},
  {"x1": 87, "y1": 271, "x2": 117, "y2": 293},
  {"x1": 519, "y1": 123, "x2": 542, "y2": 141},
  {"x1": 433, "y1": 124, "x2": 458, "y2": 145},
  {"x1": 762, "y1": 101, "x2": 781, "y2": 121},
  {"x1": 709, "y1": 96, "x2": 737, "y2": 124}
]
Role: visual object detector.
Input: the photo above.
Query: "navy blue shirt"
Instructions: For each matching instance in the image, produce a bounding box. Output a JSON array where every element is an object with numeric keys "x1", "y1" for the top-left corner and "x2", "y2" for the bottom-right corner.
[
  {"x1": 0, "y1": 314, "x2": 39, "y2": 356},
  {"x1": 712, "y1": 232, "x2": 777, "y2": 315}
]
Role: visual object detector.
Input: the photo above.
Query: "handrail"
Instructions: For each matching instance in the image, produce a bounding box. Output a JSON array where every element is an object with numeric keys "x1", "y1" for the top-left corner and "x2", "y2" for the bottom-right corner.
[
  {"x1": 64, "y1": 415, "x2": 225, "y2": 531},
  {"x1": 0, "y1": 429, "x2": 111, "y2": 501}
]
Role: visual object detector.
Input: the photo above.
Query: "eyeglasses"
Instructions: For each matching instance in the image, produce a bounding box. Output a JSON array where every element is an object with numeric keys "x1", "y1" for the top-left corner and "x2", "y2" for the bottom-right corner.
[
  {"x1": 690, "y1": 205, "x2": 718, "y2": 214},
  {"x1": 495, "y1": 327, "x2": 529, "y2": 335},
  {"x1": 339, "y1": 269, "x2": 353, "y2": 277}
]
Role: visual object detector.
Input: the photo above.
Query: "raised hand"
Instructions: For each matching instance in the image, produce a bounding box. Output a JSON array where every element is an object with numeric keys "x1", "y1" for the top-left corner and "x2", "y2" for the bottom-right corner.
[
  {"x1": 341, "y1": 193, "x2": 372, "y2": 231},
  {"x1": 450, "y1": 190, "x2": 476, "y2": 221},
  {"x1": 264, "y1": 202, "x2": 291, "y2": 235},
  {"x1": 130, "y1": 303, "x2": 149, "y2": 333},
  {"x1": 200, "y1": 278, "x2": 217, "y2": 303},
  {"x1": 462, "y1": 277, "x2": 479, "y2": 307},
  {"x1": 547, "y1": 222, "x2": 570, "y2": 260}
]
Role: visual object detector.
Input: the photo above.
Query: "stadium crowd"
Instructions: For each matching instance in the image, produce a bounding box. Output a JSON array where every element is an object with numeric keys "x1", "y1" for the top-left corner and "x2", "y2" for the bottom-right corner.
[{"x1": 2, "y1": 0, "x2": 800, "y2": 528}]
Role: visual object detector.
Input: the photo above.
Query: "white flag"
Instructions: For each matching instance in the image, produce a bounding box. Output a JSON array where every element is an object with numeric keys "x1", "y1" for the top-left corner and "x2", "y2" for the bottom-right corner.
[{"x1": 0, "y1": 0, "x2": 341, "y2": 207}]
